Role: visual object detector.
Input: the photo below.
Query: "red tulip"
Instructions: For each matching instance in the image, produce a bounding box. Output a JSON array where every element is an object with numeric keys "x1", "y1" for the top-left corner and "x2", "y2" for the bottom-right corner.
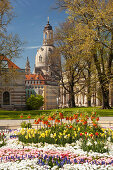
[
  {"x1": 69, "y1": 117, "x2": 73, "y2": 121},
  {"x1": 95, "y1": 132, "x2": 99, "y2": 136},
  {"x1": 90, "y1": 134, "x2": 93, "y2": 137},
  {"x1": 37, "y1": 118, "x2": 41, "y2": 122},
  {"x1": 93, "y1": 123, "x2": 97, "y2": 127},
  {"x1": 83, "y1": 121, "x2": 87, "y2": 125},
  {"x1": 96, "y1": 117, "x2": 99, "y2": 121},
  {"x1": 35, "y1": 121, "x2": 39, "y2": 124},
  {"x1": 66, "y1": 117, "x2": 69, "y2": 120},
  {"x1": 48, "y1": 124, "x2": 51, "y2": 127},
  {"x1": 80, "y1": 133, "x2": 83, "y2": 136}
]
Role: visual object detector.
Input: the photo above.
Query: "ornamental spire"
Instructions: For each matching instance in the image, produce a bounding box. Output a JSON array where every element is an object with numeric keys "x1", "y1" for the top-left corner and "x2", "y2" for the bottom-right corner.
[
  {"x1": 25, "y1": 56, "x2": 31, "y2": 75},
  {"x1": 48, "y1": 16, "x2": 49, "y2": 24}
]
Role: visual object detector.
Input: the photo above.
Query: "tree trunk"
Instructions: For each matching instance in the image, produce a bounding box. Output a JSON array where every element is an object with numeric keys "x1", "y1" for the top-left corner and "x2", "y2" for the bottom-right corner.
[
  {"x1": 87, "y1": 62, "x2": 91, "y2": 107},
  {"x1": 101, "y1": 82, "x2": 111, "y2": 109},
  {"x1": 93, "y1": 54, "x2": 111, "y2": 109},
  {"x1": 68, "y1": 68, "x2": 76, "y2": 108},
  {"x1": 69, "y1": 93, "x2": 75, "y2": 108},
  {"x1": 69, "y1": 75, "x2": 76, "y2": 108}
]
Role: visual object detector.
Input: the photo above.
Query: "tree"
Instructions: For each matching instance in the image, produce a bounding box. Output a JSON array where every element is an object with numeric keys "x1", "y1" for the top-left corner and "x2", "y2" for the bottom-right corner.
[
  {"x1": 49, "y1": 20, "x2": 94, "y2": 108},
  {"x1": 55, "y1": 0, "x2": 113, "y2": 109},
  {"x1": 0, "y1": 0, "x2": 13, "y2": 30},
  {"x1": 0, "y1": 0, "x2": 23, "y2": 70},
  {"x1": 26, "y1": 95, "x2": 44, "y2": 110}
]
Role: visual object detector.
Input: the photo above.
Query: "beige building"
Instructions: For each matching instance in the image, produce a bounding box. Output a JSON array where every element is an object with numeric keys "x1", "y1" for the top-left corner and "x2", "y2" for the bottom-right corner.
[
  {"x1": 44, "y1": 82, "x2": 59, "y2": 110},
  {"x1": 25, "y1": 74, "x2": 59, "y2": 110},
  {"x1": 0, "y1": 55, "x2": 26, "y2": 110}
]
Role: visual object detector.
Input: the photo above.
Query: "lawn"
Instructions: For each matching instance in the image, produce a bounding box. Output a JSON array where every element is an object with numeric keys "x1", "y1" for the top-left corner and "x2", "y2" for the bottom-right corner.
[{"x1": 0, "y1": 107, "x2": 113, "y2": 119}]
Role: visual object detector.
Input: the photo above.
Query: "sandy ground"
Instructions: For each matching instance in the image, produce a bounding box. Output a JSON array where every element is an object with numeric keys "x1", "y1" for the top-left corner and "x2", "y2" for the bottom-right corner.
[{"x1": 0, "y1": 117, "x2": 113, "y2": 129}]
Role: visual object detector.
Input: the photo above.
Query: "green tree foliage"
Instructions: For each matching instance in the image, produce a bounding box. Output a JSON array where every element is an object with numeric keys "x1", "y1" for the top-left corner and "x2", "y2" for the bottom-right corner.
[{"x1": 26, "y1": 95, "x2": 44, "y2": 110}]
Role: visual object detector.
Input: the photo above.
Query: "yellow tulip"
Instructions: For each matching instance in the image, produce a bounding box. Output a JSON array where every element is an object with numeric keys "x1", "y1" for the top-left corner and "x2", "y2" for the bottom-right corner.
[
  {"x1": 25, "y1": 135, "x2": 28, "y2": 139},
  {"x1": 68, "y1": 134, "x2": 70, "y2": 137},
  {"x1": 32, "y1": 133, "x2": 35, "y2": 138},
  {"x1": 54, "y1": 133, "x2": 56, "y2": 137},
  {"x1": 29, "y1": 133, "x2": 32, "y2": 138},
  {"x1": 78, "y1": 127, "x2": 80, "y2": 131},
  {"x1": 75, "y1": 133, "x2": 77, "y2": 137}
]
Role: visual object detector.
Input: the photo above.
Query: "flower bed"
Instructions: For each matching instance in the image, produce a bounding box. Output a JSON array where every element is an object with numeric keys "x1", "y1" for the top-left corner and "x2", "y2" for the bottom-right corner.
[
  {"x1": 0, "y1": 135, "x2": 113, "y2": 169},
  {"x1": 0, "y1": 112, "x2": 113, "y2": 169}
]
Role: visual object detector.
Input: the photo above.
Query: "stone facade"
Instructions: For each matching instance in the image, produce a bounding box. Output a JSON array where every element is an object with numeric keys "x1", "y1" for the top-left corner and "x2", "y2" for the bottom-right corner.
[
  {"x1": 0, "y1": 55, "x2": 26, "y2": 110},
  {"x1": 25, "y1": 74, "x2": 59, "y2": 110}
]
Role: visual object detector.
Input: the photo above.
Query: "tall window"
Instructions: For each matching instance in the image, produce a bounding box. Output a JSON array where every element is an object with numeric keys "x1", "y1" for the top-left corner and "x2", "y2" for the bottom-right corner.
[
  {"x1": 49, "y1": 33, "x2": 51, "y2": 39},
  {"x1": 3, "y1": 91, "x2": 10, "y2": 105},
  {"x1": 39, "y1": 55, "x2": 42, "y2": 62}
]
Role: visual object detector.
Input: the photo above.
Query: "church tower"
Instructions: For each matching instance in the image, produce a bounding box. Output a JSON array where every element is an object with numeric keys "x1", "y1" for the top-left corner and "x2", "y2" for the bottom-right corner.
[
  {"x1": 43, "y1": 17, "x2": 53, "y2": 46},
  {"x1": 25, "y1": 57, "x2": 31, "y2": 75},
  {"x1": 34, "y1": 18, "x2": 54, "y2": 75}
]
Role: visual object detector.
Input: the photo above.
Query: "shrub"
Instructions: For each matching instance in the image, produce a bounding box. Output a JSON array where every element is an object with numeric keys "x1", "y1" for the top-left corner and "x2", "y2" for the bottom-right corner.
[{"x1": 26, "y1": 94, "x2": 44, "y2": 110}]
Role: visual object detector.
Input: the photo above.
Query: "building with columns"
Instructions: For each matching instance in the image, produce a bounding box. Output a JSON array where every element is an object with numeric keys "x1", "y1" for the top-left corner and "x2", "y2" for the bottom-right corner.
[{"x1": 59, "y1": 72, "x2": 113, "y2": 108}]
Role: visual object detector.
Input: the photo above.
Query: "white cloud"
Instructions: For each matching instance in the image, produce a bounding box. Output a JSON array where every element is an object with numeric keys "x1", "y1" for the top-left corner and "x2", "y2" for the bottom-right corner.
[{"x1": 24, "y1": 46, "x2": 41, "y2": 49}]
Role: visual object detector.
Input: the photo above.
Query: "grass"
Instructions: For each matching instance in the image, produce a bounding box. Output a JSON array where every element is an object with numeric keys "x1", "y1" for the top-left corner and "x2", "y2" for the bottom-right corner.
[{"x1": 0, "y1": 107, "x2": 113, "y2": 119}]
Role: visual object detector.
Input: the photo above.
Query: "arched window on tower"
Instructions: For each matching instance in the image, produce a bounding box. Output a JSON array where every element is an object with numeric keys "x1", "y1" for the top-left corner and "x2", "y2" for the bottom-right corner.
[
  {"x1": 45, "y1": 33, "x2": 47, "y2": 39},
  {"x1": 39, "y1": 55, "x2": 42, "y2": 62},
  {"x1": 49, "y1": 33, "x2": 51, "y2": 39},
  {"x1": 3, "y1": 91, "x2": 10, "y2": 105}
]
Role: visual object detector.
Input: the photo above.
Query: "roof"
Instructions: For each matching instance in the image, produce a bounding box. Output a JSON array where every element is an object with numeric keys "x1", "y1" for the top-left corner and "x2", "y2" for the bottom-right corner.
[
  {"x1": 0, "y1": 55, "x2": 20, "y2": 69},
  {"x1": 25, "y1": 74, "x2": 45, "y2": 85},
  {"x1": 44, "y1": 21, "x2": 52, "y2": 31}
]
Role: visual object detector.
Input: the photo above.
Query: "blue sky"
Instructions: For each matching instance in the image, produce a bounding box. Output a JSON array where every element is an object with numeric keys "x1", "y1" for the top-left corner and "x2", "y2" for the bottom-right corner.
[{"x1": 8, "y1": 0, "x2": 66, "y2": 72}]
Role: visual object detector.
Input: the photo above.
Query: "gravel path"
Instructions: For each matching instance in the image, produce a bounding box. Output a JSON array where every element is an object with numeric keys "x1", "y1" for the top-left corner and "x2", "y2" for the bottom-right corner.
[{"x1": 0, "y1": 117, "x2": 113, "y2": 129}]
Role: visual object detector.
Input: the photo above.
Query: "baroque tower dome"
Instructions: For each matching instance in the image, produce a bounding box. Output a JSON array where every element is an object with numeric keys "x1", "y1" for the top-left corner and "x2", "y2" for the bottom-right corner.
[{"x1": 34, "y1": 18, "x2": 54, "y2": 75}]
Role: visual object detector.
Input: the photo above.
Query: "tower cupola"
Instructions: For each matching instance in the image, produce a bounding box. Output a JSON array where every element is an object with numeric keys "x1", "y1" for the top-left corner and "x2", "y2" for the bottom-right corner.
[{"x1": 43, "y1": 17, "x2": 53, "y2": 46}]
